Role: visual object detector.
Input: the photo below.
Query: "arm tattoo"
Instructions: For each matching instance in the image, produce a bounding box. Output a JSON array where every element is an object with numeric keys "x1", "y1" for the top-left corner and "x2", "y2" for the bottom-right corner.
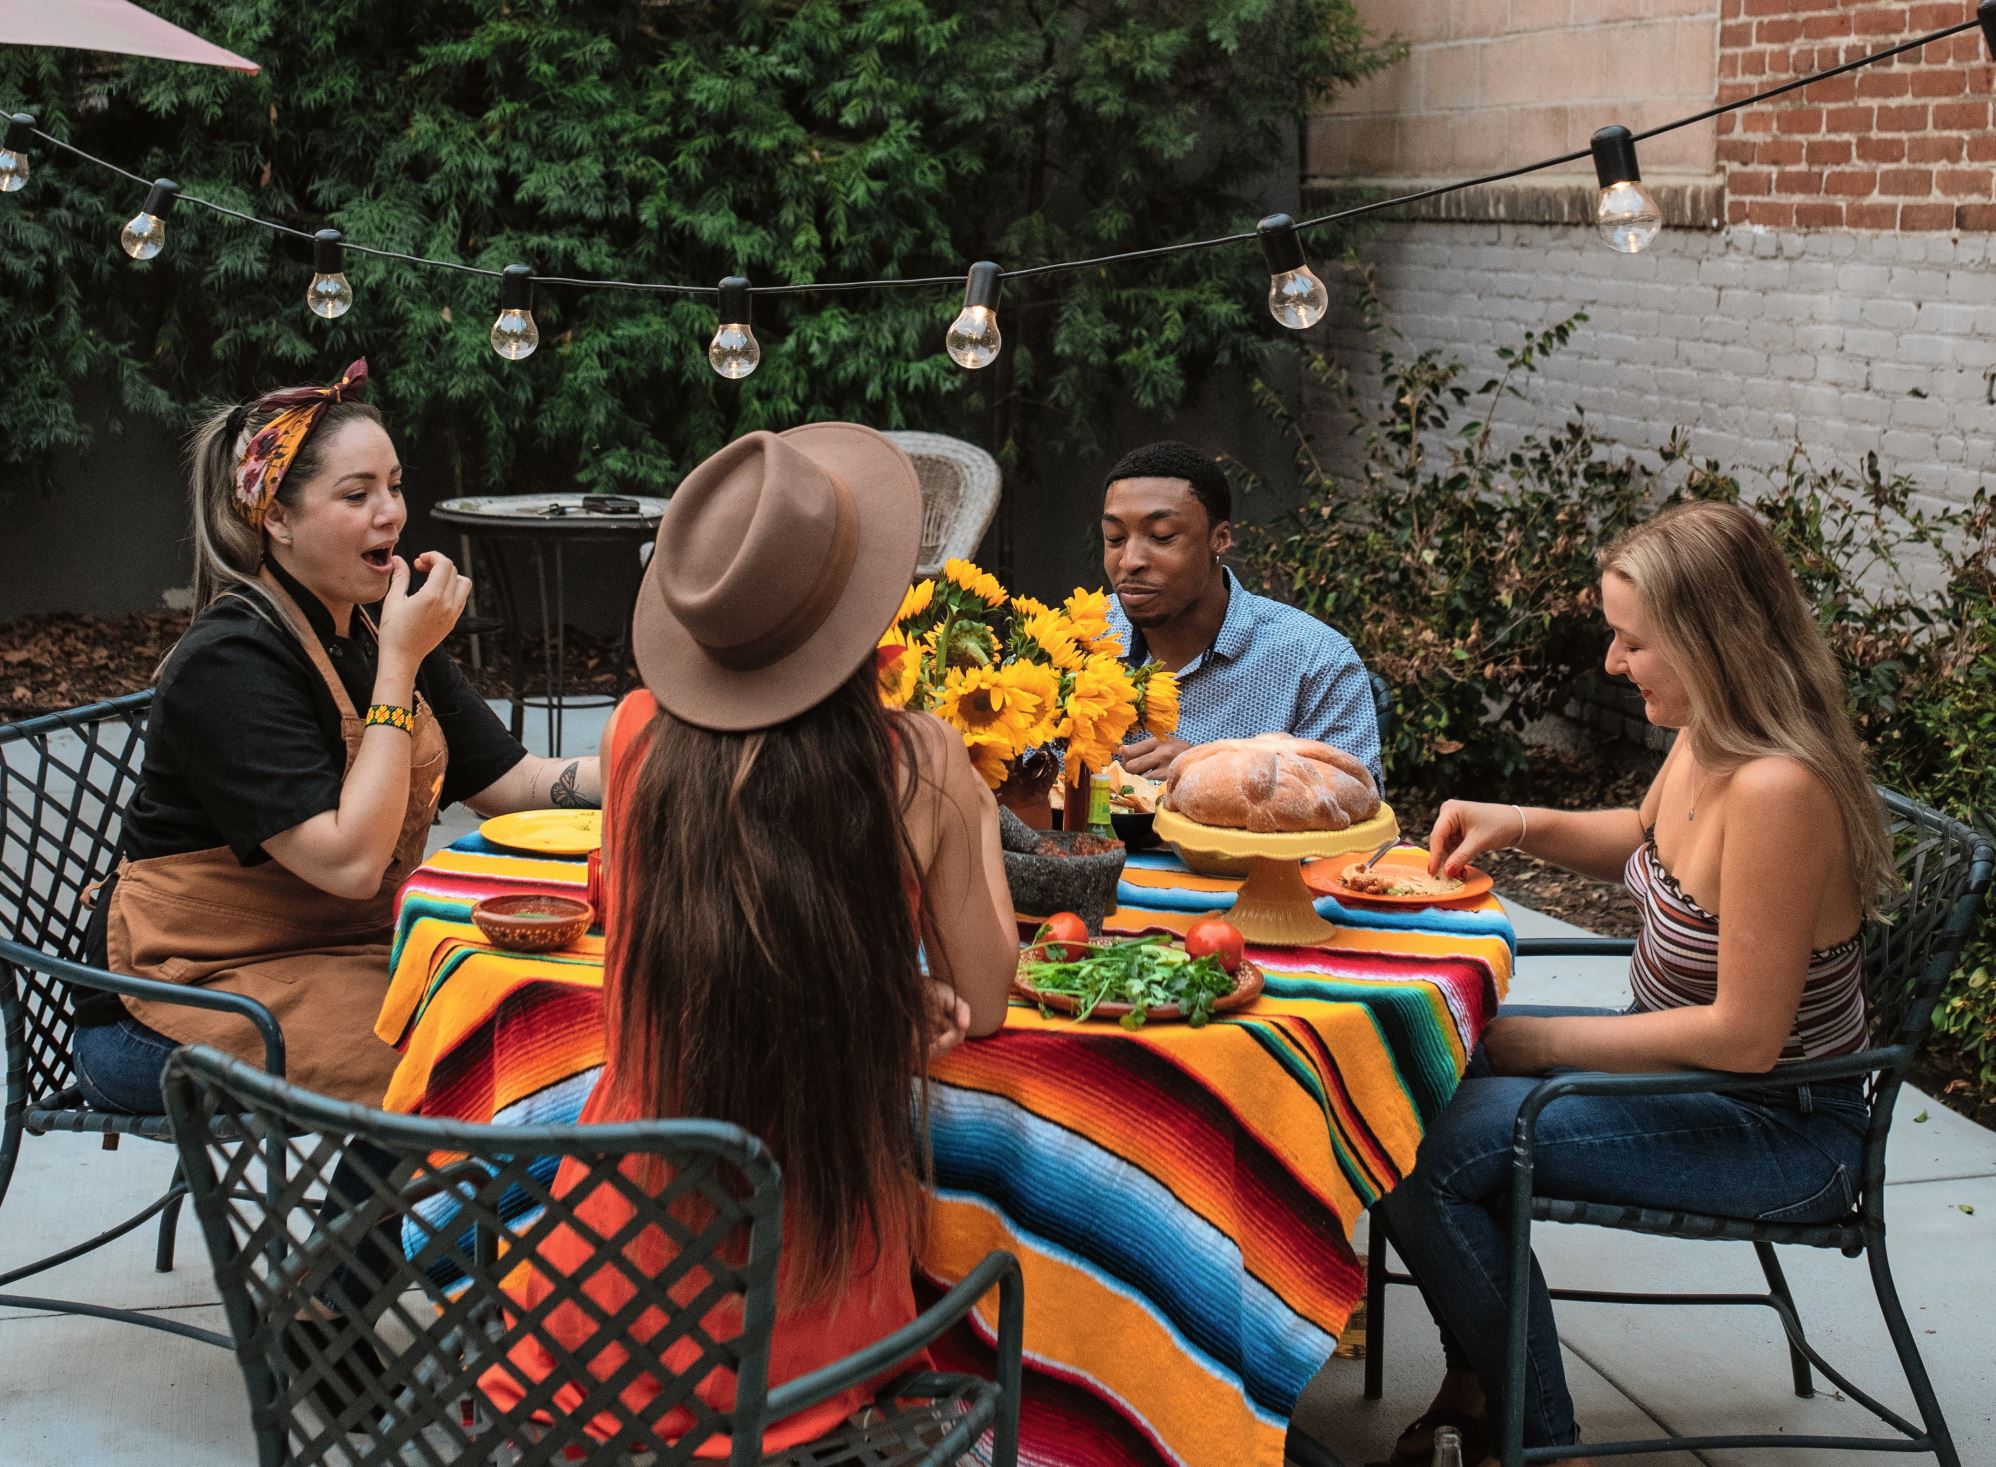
[{"x1": 548, "y1": 759, "x2": 594, "y2": 809}]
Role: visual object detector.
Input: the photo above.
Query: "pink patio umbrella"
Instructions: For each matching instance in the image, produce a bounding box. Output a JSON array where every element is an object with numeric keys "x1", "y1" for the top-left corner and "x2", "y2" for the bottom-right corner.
[{"x1": 0, "y1": 0, "x2": 258, "y2": 73}]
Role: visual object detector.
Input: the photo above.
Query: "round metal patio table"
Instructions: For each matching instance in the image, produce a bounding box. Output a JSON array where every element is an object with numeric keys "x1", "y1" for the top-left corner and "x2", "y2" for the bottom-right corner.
[{"x1": 431, "y1": 494, "x2": 669, "y2": 757}]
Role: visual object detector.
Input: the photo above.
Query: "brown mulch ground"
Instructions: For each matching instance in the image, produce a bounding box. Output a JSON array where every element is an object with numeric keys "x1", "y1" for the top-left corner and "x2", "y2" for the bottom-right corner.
[{"x1": 3, "y1": 609, "x2": 1989, "y2": 1123}]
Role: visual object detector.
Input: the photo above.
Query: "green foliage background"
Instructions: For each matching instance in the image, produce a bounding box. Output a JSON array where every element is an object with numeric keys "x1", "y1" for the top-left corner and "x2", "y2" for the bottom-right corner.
[{"x1": 0, "y1": 0, "x2": 1380, "y2": 521}]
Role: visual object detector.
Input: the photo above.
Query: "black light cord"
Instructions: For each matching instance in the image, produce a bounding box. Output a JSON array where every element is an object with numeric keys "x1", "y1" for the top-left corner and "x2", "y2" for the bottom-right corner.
[{"x1": 15, "y1": 10, "x2": 1986, "y2": 298}]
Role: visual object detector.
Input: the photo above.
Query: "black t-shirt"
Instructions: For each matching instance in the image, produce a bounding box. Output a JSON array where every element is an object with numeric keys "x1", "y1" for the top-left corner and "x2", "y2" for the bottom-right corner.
[{"x1": 120, "y1": 560, "x2": 527, "y2": 865}]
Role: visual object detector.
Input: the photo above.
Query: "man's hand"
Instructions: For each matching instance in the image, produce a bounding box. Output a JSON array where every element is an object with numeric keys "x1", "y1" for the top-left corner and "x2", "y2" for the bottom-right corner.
[
  {"x1": 1121, "y1": 735, "x2": 1193, "y2": 778},
  {"x1": 924, "y1": 978, "x2": 973, "y2": 1059}
]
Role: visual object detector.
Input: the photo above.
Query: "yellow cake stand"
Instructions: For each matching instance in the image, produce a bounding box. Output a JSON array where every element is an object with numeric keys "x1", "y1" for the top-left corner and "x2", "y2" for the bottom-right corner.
[{"x1": 1151, "y1": 801, "x2": 1399, "y2": 946}]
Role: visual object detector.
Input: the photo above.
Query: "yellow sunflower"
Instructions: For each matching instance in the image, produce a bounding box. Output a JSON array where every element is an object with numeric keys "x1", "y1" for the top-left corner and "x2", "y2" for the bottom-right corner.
[
  {"x1": 1062, "y1": 587, "x2": 1113, "y2": 646},
  {"x1": 1017, "y1": 609, "x2": 1086, "y2": 672},
  {"x1": 934, "y1": 663, "x2": 1051, "y2": 754},
  {"x1": 895, "y1": 579, "x2": 936, "y2": 627},
  {"x1": 1004, "y1": 659, "x2": 1064, "y2": 749},
  {"x1": 962, "y1": 734, "x2": 1015, "y2": 790},
  {"x1": 1063, "y1": 655, "x2": 1140, "y2": 778},
  {"x1": 1010, "y1": 594, "x2": 1054, "y2": 618},
  {"x1": 875, "y1": 629, "x2": 919, "y2": 709},
  {"x1": 942, "y1": 558, "x2": 1008, "y2": 609},
  {"x1": 1136, "y1": 665, "x2": 1180, "y2": 738}
]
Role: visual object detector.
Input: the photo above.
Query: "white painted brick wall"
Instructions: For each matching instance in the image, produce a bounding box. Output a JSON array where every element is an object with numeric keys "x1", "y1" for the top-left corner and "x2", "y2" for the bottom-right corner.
[{"x1": 1310, "y1": 221, "x2": 1996, "y2": 517}]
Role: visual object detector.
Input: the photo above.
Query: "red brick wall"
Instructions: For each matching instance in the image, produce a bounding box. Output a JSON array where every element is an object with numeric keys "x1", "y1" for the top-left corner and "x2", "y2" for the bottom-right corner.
[
  {"x1": 1716, "y1": 0, "x2": 1992, "y2": 230},
  {"x1": 1308, "y1": 1, "x2": 1996, "y2": 234}
]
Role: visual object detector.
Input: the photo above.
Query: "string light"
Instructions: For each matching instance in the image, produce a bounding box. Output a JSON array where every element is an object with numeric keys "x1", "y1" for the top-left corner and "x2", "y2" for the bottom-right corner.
[
  {"x1": 0, "y1": 112, "x2": 33, "y2": 193},
  {"x1": 1256, "y1": 214, "x2": 1329, "y2": 329},
  {"x1": 946, "y1": 261, "x2": 1003, "y2": 369},
  {"x1": 1591, "y1": 126, "x2": 1662, "y2": 255},
  {"x1": 0, "y1": 9, "x2": 1981, "y2": 362},
  {"x1": 490, "y1": 263, "x2": 538, "y2": 360},
  {"x1": 708, "y1": 276, "x2": 760, "y2": 379},
  {"x1": 120, "y1": 178, "x2": 177, "y2": 260},
  {"x1": 307, "y1": 227, "x2": 353, "y2": 319}
]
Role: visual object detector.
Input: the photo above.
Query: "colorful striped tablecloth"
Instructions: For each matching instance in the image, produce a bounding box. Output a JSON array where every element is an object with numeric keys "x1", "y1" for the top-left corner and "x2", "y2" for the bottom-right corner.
[{"x1": 380, "y1": 836, "x2": 1514, "y2": 1467}]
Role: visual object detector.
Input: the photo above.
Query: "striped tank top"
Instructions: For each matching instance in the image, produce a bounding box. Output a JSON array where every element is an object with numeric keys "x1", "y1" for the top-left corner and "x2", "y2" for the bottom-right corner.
[{"x1": 1625, "y1": 833, "x2": 1867, "y2": 1062}]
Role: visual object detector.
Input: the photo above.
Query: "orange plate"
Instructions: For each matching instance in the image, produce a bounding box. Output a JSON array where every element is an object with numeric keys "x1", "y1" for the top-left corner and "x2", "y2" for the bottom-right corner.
[
  {"x1": 1304, "y1": 849, "x2": 1493, "y2": 906},
  {"x1": 1013, "y1": 943, "x2": 1264, "y2": 1024}
]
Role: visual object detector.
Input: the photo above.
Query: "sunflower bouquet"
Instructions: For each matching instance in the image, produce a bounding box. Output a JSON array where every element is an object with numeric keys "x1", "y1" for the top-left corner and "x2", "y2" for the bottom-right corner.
[{"x1": 876, "y1": 558, "x2": 1179, "y2": 791}]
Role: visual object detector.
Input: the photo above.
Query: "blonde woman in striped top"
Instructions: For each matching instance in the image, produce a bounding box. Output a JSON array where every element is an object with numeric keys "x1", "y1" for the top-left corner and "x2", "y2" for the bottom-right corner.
[{"x1": 1373, "y1": 499, "x2": 1893, "y2": 1467}]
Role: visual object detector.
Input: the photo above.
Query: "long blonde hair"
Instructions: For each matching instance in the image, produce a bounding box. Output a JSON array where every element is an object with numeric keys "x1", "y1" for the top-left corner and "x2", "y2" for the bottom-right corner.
[{"x1": 1600, "y1": 500, "x2": 1896, "y2": 911}]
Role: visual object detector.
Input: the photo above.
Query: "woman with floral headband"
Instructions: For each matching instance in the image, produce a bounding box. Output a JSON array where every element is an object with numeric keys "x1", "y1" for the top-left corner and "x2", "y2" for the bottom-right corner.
[{"x1": 73, "y1": 359, "x2": 601, "y2": 1110}]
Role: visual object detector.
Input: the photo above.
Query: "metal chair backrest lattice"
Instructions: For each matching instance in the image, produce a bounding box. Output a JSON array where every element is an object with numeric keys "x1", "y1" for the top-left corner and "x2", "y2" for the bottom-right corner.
[
  {"x1": 885, "y1": 432, "x2": 1001, "y2": 579},
  {"x1": 1, "y1": 690, "x2": 153, "y2": 1116},
  {"x1": 3, "y1": 693, "x2": 280, "y2": 1346},
  {"x1": 166, "y1": 1045, "x2": 1023, "y2": 1467}
]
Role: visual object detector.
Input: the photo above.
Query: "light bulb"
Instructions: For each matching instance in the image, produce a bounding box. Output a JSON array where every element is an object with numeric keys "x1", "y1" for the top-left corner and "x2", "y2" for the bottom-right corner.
[
  {"x1": 0, "y1": 112, "x2": 33, "y2": 194},
  {"x1": 1596, "y1": 180, "x2": 1662, "y2": 255},
  {"x1": 120, "y1": 178, "x2": 177, "y2": 260},
  {"x1": 1256, "y1": 213, "x2": 1328, "y2": 330},
  {"x1": 708, "y1": 276, "x2": 759, "y2": 379},
  {"x1": 490, "y1": 263, "x2": 539, "y2": 360},
  {"x1": 1591, "y1": 125, "x2": 1663, "y2": 255},
  {"x1": 1267, "y1": 266, "x2": 1329, "y2": 329},
  {"x1": 307, "y1": 227, "x2": 352, "y2": 319},
  {"x1": 946, "y1": 261, "x2": 1003, "y2": 369}
]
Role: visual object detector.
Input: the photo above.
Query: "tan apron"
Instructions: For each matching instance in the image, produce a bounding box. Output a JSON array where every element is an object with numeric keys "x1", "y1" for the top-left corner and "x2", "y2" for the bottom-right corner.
[{"x1": 108, "y1": 571, "x2": 448, "y2": 1104}]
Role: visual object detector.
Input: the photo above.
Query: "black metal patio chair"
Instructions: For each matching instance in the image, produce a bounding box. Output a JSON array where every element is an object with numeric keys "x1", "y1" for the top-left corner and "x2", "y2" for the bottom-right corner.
[
  {"x1": 1363, "y1": 788, "x2": 1993, "y2": 1466},
  {"x1": 1, "y1": 691, "x2": 282, "y2": 1346},
  {"x1": 164, "y1": 1043, "x2": 1025, "y2": 1467}
]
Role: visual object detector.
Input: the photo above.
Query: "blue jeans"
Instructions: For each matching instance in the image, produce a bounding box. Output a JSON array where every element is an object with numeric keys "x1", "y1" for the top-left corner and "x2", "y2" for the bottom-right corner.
[
  {"x1": 73, "y1": 1013, "x2": 180, "y2": 1114},
  {"x1": 1374, "y1": 1005, "x2": 1868, "y2": 1448}
]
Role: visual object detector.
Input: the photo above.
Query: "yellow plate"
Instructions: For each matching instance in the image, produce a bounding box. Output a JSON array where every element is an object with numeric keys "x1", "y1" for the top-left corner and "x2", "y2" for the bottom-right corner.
[
  {"x1": 478, "y1": 809, "x2": 602, "y2": 856},
  {"x1": 1152, "y1": 800, "x2": 1399, "y2": 861}
]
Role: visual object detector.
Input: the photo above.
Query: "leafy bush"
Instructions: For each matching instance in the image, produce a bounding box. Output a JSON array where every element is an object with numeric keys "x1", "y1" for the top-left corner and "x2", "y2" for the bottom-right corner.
[
  {"x1": 1244, "y1": 278, "x2": 1996, "y2": 1091},
  {"x1": 0, "y1": 0, "x2": 1382, "y2": 511},
  {"x1": 1239, "y1": 279, "x2": 1728, "y2": 780}
]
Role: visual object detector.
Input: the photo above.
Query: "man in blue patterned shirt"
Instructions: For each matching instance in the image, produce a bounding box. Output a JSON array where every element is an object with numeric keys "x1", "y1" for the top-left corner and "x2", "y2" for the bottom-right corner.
[{"x1": 1101, "y1": 441, "x2": 1383, "y2": 788}]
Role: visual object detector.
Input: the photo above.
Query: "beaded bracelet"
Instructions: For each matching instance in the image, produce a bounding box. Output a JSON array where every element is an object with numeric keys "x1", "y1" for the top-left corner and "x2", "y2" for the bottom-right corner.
[{"x1": 365, "y1": 703, "x2": 415, "y2": 734}]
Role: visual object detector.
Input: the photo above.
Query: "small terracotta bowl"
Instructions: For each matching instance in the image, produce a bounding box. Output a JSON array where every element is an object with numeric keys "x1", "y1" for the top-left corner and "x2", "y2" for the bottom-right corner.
[{"x1": 471, "y1": 894, "x2": 593, "y2": 952}]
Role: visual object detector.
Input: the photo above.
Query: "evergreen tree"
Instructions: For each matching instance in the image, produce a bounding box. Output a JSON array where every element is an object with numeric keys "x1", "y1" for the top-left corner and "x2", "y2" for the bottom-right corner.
[{"x1": 0, "y1": 0, "x2": 1379, "y2": 540}]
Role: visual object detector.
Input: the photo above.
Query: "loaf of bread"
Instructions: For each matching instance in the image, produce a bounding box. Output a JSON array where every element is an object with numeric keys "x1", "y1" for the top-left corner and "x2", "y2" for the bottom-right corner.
[{"x1": 1163, "y1": 733, "x2": 1380, "y2": 833}]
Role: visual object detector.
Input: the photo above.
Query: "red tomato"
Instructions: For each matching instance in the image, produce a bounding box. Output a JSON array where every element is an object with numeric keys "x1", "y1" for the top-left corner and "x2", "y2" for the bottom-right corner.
[
  {"x1": 1185, "y1": 919, "x2": 1245, "y2": 975},
  {"x1": 1039, "y1": 911, "x2": 1090, "y2": 960}
]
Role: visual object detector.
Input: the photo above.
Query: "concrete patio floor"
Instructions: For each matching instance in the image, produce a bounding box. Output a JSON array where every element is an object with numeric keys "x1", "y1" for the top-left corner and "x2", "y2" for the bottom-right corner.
[{"x1": 3, "y1": 702, "x2": 1991, "y2": 1464}]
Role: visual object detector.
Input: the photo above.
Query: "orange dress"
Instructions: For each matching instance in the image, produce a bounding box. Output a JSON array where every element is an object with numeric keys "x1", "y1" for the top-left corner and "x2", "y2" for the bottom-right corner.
[{"x1": 478, "y1": 691, "x2": 919, "y2": 1456}]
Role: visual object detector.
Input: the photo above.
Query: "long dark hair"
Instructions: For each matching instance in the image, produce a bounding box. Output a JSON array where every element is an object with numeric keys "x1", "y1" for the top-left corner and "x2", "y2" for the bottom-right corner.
[{"x1": 606, "y1": 661, "x2": 930, "y2": 1305}]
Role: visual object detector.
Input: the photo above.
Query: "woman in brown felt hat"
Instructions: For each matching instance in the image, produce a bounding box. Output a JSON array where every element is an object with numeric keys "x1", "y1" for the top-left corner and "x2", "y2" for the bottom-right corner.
[
  {"x1": 74, "y1": 360, "x2": 605, "y2": 1112},
  {"x1": 479, "y1": 425, "x2": 1018, "y2": 1452}
]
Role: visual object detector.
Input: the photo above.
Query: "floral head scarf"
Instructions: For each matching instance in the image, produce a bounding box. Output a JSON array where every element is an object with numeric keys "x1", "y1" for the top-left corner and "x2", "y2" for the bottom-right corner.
[{"x1": 233, "y1": 357, "x2": 369, "y2": 529}]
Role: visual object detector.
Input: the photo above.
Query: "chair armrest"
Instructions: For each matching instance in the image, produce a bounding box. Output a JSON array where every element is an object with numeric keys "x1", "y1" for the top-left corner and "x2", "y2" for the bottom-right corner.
[
  {"x1": 1513, "y1": 937, "x2": 1637, "y2": 958},
  {"x1": 764, "y1": 1249, "x2": 1023, "y2": 1421},
  {"x1": 1512, "y1": 1048, "x2": 1898, "y2": 1150},
  {"x1": 0, "y1": 938, "x2": 285, "y2": 1078}
]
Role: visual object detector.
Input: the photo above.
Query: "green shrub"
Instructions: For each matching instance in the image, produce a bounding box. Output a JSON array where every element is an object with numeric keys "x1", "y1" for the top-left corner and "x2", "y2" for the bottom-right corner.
[
  {"x1": 0, "y1": 0, "x2": 1383, "y2": 508},
  {"x1": 1244, "y1": 279, "x2": 1996, "y2": 1092}
]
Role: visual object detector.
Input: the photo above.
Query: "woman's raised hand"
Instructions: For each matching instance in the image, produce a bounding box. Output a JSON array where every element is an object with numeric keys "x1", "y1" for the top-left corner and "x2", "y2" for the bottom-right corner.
[
  {"x1": 1427, "y1": 799, "x2": 1526, "y2": 877},
  {"x1": 378, "y1": 551, "x2": 471, "y2": 670}
]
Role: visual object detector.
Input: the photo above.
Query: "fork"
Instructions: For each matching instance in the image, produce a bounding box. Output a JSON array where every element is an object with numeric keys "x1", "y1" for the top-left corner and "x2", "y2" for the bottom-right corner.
[{"x1": 1355, "y1": 836, "x2": 1399, "y2": 872}]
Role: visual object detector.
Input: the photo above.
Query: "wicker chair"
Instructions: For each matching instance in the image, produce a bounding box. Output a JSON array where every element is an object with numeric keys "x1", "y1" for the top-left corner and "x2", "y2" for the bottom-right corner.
[
  {"x1": 1363, "y1": 789, "x2": 1993, "y2": 1466},
  {"x1": 884, "y1": 432, "x2": 1001, "y2": 579},
  {"x1": 0, "y1": 691, "x2": 280, "y2": 1346},
  {"x1": 165, "y1": 1044, "x2": 1024, "y2": 1467}
]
